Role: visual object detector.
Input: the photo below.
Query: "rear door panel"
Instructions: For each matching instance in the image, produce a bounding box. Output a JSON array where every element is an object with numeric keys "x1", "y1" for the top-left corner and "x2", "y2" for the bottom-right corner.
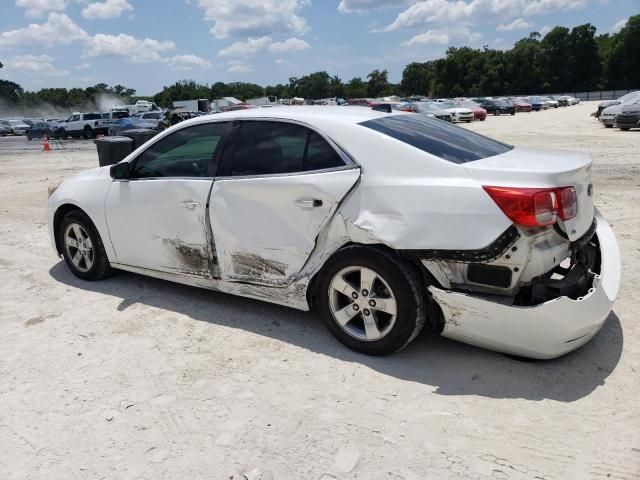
[{"x1": 210, "y1": 168, "x2": 360, "y2": 286}]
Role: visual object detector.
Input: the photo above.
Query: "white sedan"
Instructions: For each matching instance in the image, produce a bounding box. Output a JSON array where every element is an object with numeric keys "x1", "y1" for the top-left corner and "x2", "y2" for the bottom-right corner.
[
  {"x1": 438, "y1": 101, "x2": 474, "y2": 123},
  {"x1": 47, "y1": 107, "x2": 620, "y2": 358}
]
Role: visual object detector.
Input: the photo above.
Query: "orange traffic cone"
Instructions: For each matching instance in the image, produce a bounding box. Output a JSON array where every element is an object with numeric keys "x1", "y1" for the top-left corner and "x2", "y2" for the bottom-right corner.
[{"x1": 43, "y1": 135, "x2": 51, "y2": 152}]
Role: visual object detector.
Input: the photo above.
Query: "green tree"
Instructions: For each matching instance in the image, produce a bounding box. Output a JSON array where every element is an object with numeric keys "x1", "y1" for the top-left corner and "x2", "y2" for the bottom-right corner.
[
  {"x1": 366, "y1": 69, "x2": 390, "y2": 97},
  {"x1": 567, "y1": 24, "x2": 602, "y2": 91},
  {"x1": 344, "y1": 77, "x2": 368, "y2": 98},
  {"x1": 0, "y1": 80, "x2": 23, "y2": 104},
  {"x1": 607, "y1": 15, "x2": 640, "y2": 89}
]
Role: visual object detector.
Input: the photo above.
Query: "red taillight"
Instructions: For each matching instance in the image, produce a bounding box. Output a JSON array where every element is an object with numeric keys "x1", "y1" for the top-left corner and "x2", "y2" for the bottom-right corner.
[{"x1": 483, "y1": 186, "x2": 578, "y2": 227}]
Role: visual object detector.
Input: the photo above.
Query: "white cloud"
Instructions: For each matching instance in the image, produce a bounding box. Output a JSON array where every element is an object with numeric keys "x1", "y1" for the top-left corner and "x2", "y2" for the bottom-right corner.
[
  {"x1": 497, "y1": 18, "x2": 533, "y2": 31},
  {"x1": 227, "y1": 60, "x2": 252, "y2": 73},
  {"x1": 268, "y1": 37, "x2": 310, "y2": 53},
  {"x1": 337, "y1": 0, "x2": 411, "y2": 14},
  {"x1": 75, "y1": 62, "x2": 91, "y2": 69},
  {"x1": 274, "y1": 58, "x2": 285, "y2": 64},
  {"x1": 384, "y1": 0, "x2": 586, "y2": 32},
  {"x1": 0, "y1": 13, "x2": 88, "y2": 48},
  {"x1": 218, "y1": 36, "x2": 273, "y2": 56},
  {"x1": 82, "y1": 0, "x2": 134, "y2": 20},
  {"x1": 401, "y1": 26, "x2": 482, "y2": 46},
  {"x1": 612, "y1": 17, "x2": 628, "y2": 33},
  {"x1": 83, "y1": 33, "x2": 175, "y2": 63},
  {"x1": 218, "y1": 36, "x2": 309, "y2": 57},
  {"x1": 165, "y1": 54, "x2": 212, "y2": 70},
  {"x1": 195, "y1": 0, "x2": 310, "y2": 39},
  {"x1": 539, "y1": 25, "x2": 552, "y2": 35},
  {"x1": 5, "y1": 54, "x2": 69, "y2": 76},
  {"x1": 16, "y1": 0, "x2": 68, "y2": 17}
]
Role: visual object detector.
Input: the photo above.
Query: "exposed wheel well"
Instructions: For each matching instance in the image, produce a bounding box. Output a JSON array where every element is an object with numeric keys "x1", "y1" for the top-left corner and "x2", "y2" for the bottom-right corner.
[{"x1": 53, "y1": 204, "x2": 89, "y2": 254}]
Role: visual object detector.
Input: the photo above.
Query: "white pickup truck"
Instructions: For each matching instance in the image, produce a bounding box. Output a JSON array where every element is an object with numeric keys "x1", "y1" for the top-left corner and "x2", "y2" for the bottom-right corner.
[{"x1": 58, "y1": 112, "x2": 108, "y2": 139}]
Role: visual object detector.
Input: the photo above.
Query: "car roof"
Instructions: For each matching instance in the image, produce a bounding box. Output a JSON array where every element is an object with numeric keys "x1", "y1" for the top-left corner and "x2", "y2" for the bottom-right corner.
[{"x1": 179, "y1": 105, "x2": 402, "y2": 129}]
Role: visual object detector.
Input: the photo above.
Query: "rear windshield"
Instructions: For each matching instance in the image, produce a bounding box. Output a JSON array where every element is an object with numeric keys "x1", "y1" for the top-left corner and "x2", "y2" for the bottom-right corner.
[{"x1": 360, "y1": 114, "x2": 513, "y2": 164}]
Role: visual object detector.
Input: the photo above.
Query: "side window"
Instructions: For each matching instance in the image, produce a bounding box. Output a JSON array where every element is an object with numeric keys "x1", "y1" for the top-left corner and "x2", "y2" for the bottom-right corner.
[
  {"x1": 70, "y1": 115, "x2": 80, "y2": 122},
  {"x1": 131, "y1": 123, "x2": 229, "y2": 179},
  {"x1": 225, "y1": 121, "x2": 346, "y2": 176},
  {"x1": 305, "y1": 132, "x2": 344, "y2": 171}
]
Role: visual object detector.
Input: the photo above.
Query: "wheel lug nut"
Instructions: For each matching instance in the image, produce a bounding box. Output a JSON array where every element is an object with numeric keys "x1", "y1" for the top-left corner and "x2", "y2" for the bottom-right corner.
[
  {"x1": 363, "y1": 309, "x2": 370, "y2": 316},
  {"x1": 353, "y1": 304, "x2": 359, "y2": 311},
  {"x1": 351, "y1": 292, "x2": 358, "y2": 299},
  {"x1": 369, "y1": 300, "x2": 376, "y2": 307},
  {"x1": 362, "y1": 289, "x2": 369, "y2": 297}
]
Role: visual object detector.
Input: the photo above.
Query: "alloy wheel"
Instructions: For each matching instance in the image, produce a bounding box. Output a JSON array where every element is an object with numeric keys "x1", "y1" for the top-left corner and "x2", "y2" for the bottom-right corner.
[
  {"x1": 64, "y1": 223, "x2": 94, "y2": 273},
  {"x1": 328, "y1": 266, "x2": 398, "y2": 341}
]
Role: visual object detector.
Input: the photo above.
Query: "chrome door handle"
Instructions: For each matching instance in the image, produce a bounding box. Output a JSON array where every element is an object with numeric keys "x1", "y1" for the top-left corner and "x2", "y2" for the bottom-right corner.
[
  {"x1": 181, "y1": 200, "x2": 200, "y2": 210},
  {"x1": 295, "y1": 199, "x2": 323, "y2": 209}
]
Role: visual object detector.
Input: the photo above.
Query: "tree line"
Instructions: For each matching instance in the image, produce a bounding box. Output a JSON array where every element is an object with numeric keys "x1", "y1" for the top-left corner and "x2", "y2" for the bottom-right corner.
[{"x1": 1, "y1": 16, "x2": 637, "y2": 112}]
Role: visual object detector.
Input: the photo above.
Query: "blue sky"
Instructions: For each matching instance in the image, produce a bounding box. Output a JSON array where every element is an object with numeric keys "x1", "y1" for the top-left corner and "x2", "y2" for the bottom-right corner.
[{"x1": 0, "y1": 0, "x2": 636, "y2": 95}]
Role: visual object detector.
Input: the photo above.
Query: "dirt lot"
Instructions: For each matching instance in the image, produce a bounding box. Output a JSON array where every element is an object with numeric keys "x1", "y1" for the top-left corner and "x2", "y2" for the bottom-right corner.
[{"x1": 1, "y1": 102, "x2": 639, "y2": 480}]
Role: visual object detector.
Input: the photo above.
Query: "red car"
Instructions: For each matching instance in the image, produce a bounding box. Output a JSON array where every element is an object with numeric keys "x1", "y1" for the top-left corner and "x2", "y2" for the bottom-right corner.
[
  {"x1": 513, "y1": 98, "x2": 533, "y2": 112},
  {"x1": 458, "y1": 101, "x2": 487, "y2": 121}
]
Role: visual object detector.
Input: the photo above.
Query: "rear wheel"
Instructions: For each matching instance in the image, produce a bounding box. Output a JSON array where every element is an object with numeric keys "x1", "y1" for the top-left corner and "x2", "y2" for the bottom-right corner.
[
  {"x1": 317, "y1": 246, "x2": 427, "y2": 355},
  {"x1": 26, "y1": 133, "x2": 32, "y2": 141},
  {"x1": 620, "y1": 127, "x2": 630, "y2": 131},
  {"x1": 83, "y1": 126, "x2": 95, "y2": 140},
  {"x1": 58, "y1": 210, "x2": 112, "y2": 280}
]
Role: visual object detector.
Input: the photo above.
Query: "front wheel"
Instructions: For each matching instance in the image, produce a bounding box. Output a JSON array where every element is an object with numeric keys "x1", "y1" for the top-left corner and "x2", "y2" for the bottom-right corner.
[
  {"x1": 58, "y1": 210, "x2": 113, "y2": 280},
  {"x1": 317, "y1": 246, "x2": 427, "y2": 355},
  {"x1": 58, "y1": 128, "x2": 68, "y2": 140}
]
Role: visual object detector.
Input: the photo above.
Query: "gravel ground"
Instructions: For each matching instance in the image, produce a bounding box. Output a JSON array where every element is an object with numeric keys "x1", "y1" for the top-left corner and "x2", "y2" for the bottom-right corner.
[{"x1": 1, "y1": 102, "x2": 639, "y2": 480}]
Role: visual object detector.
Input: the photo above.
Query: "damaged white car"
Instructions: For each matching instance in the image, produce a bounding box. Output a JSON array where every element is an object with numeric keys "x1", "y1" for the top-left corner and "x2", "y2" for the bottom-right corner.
[{"x1": 47, "y1": 107, "x2": 621, "y2": 359}]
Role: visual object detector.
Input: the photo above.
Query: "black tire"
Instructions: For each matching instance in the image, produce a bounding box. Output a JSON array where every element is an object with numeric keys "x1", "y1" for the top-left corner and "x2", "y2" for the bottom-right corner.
[
  {"x1": 620, "y1": 127, "x2": 630, "y2": 131},
  {"x1": 83, "y1": 126, "x2": 95, "y2": 140},
  {"x1": 316, "y1": 245, "x2": 427, "y2": 355},
  {"x1": 58, "y1": 210, "x2": 113, "y2": 280},
  {"x1": 26, "y1": 133, "x2": 32, "y2": 141},
  {"x1": 605, "y1": 124, "x2": 613, "y2": 128},
  {"x1": 510, "y1": 111, "x2": 515, "y2": 115},
  {"x1": 59, "y1": 128, "x2": 68, "y2": 140}
]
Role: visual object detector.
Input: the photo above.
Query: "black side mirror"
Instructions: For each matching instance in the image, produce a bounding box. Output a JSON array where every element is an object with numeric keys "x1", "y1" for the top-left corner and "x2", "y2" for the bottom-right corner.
[{"x1": 110, "y1": 162, "x2": 131, "y2": 180}]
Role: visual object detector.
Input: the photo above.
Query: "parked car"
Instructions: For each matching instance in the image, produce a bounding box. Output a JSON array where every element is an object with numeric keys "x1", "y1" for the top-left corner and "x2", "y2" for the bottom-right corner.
[
  {"x1": 539, "y1": 97, "x2": 559, "y2": 108},
  {"x1": 0, "y1": 123, "x2": 11, "y2": 136},
  {"x1": 614, "y1": 102, "x2": 640, "y2": 131},
  {"x1": 107, "y1": 117, "x2": 159, "y2": 136},
  {"x1": 413, "y1": 101, "x2": 453, "y2": 122},
  {"x1": 524, "y1": 97, "x2": 547, "y2": 111},
  {"x1": 457, "y1": 101, "x2": 487, "y2": 121},
  {"x1": 595, "y1": 91, "x2": 639, "y2": 118},
  {"x1": 475, "y1": 99, "x2": 516, "y2": 116},
  {"x1": 26, "y1": 121, "x2": 63, "y2": 140},
  {"x1": 438, "y1": 101, "x2": 474, "y2": 122},
  {"x1": 58, "y1": 112, "x2": 107, "y2": 139},
  {"x1": 512, "y1": 98, "x2": 533, "y2": 112},
  {"x1": 347, "y1": 98, "x2": 376, "y2": 107},
  {"x1": 551, "y1": 96, "x2": 569, "y2": 107},
  {"x1": 600, "y1": 96, "x2": 640, "y2": 128},
  {"x1": 47, "y1": 106, "x2": 620, "y2": 359},
  {"x1": 371, "y1": 102, "x2": 416, "y2": 113},
  {"x1": 5, "y1": 119, "x2": 30, "y2": 135}
]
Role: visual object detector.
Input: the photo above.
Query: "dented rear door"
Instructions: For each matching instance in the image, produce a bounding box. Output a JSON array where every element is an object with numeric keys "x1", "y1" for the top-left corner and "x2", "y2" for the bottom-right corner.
[
  {"x1": 210, "y1": 169, "x2": 359, "y2": 285},
  {"x1": 209, "y1": 119, "x2": 360, "y2": 286}
]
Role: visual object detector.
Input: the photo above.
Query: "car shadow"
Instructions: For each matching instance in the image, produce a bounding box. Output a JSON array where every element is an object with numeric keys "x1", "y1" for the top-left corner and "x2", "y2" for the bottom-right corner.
[{"x1": 49, "y1": 262, "x2": 623, "y2": 402}]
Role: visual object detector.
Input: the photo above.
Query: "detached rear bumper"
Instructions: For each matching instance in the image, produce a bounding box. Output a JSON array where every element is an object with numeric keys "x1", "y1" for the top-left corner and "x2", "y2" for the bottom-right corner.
[{"x1": 429, "y1": 210, "x2": 621, "y2": 359}]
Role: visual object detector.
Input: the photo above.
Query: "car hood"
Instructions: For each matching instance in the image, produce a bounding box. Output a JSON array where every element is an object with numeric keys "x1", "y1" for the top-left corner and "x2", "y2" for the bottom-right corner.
[
  {"x1": 599, "y1": 100, "x2": 620, "y2": 108},
  {"x1": 619, "y1": 104, "x2": 640, "y2": 114},
  {"x1": 602, "y1": 104, "x2": 623, "y2": 115},
  {"x1": 447, "y1": 107, "x2": 472, "y2": 114}
]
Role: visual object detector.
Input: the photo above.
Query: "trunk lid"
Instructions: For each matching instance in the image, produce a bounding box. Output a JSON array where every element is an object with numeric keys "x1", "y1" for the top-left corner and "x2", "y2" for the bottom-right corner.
[{"x1": 464, "y1": 147, "x2": 594, "y2": 241}]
